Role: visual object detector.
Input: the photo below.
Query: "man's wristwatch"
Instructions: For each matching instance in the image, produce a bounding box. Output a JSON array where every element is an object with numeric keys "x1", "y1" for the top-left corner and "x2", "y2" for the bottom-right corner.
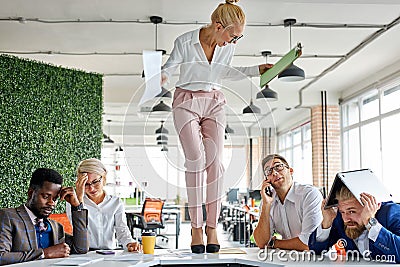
[
  {"x1": 71, "y1": 202, "x2": 84, "y2": 211},
  {"x1": 365, "y1": 217, "x2": 378, "y2": 231},
  {"x1": 268, "y1": 236, "x2": 276, "y2": 249}
]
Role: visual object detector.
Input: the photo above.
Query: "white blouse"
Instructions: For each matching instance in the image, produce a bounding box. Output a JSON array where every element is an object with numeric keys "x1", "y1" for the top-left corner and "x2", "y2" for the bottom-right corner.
[
  {"x1": 67, "y1": 192, "x2": 134, "y2": 250},
  {"x1": 162, "y1": 27, "x2": 259, "y2": 92}
]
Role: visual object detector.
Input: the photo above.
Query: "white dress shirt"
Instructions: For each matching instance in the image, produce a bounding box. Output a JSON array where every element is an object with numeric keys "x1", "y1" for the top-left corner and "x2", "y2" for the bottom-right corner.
[
  {"x1": 267, "y1": 182, "x2": 323, "y2": 245},
  {"x1": 24, "y1": 204, "x2": 38, "y2": 225},
  {"x1": 67, "y1": 192, "x2": 134, "y2": 250},
  {"x1": 162, "y1": 27, "x2": 259, "y2": 92}
]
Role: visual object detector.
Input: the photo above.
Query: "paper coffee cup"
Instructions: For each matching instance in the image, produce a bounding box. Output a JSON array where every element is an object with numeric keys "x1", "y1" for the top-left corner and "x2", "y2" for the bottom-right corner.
[{"x1": 142, "y1": 231, "x2": 156, "y2": 254}]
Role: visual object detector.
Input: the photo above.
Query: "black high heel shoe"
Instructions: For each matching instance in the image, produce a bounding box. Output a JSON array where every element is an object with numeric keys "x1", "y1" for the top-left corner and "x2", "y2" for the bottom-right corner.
[
  {"x1": 191, "y1": 229, "x2": 205, "y2": 254},
  {"x1": 205, "y1": 226, "x2": 220, "y2": 253},
  {"x1": 191, "y1": 244, "x2": 206, "y2": 254}
]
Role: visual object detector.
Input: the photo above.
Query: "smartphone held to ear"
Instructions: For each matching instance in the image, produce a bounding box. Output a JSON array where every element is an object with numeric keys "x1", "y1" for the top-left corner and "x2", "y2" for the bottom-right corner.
[{"x1": 265, "y1": 186, "x2": 273, "y2": 197}]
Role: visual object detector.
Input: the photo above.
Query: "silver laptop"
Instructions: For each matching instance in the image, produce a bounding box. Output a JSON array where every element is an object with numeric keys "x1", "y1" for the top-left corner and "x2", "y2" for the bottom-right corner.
[{"x1": 324, "y1": 169, "x2": 392, "y2": 209}]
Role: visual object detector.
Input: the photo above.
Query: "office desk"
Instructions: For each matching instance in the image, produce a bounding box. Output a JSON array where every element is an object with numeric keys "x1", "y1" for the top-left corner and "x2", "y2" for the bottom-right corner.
[
  {"x1": 125, "y1": 208, "x2": 181, "y2": 249},
  {"x1": 221, "y1": 204, "x2": 260, "y2": 246},
  {"x1": 8, "y1": 248, "x2": 396, "y2": 267}
]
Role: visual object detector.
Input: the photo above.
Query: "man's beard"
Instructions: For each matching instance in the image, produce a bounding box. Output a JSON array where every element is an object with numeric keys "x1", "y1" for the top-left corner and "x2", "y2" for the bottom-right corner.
[
  {"x1": 27, "y1": 194, "x2": 52, "y2": 219},
  {"x1": 344, "y1": 222, "x2": 366, "y2": 239}
]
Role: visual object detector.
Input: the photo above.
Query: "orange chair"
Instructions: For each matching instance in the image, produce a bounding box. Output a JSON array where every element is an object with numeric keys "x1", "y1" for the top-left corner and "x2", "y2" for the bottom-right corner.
[
  {"x1": 49, "y1": 213, "x2": 73, "y2": 235},
  {"x1": 126, "y1": 198, "x2": 168, "y2": 244}
]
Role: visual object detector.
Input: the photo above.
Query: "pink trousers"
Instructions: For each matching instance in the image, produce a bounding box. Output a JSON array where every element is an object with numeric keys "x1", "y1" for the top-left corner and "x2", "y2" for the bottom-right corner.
[{"x1": 172, "y1": 88, "x2": 226, "y2": 228}]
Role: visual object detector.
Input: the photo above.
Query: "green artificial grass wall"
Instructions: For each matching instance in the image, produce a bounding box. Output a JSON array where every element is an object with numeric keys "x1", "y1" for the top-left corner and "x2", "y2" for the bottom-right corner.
[{"x1": 0, "y1": 54, "x2": 103, "y2": 213}]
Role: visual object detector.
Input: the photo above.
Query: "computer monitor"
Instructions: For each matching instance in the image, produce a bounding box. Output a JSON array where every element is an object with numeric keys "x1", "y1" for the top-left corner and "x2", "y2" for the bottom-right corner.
[
  {"x1": 249, "y1": 189, "x2": 261, "y2": 201},
  {"x1": 227, "y1": 188, "x2": 239, "y2": 204}
]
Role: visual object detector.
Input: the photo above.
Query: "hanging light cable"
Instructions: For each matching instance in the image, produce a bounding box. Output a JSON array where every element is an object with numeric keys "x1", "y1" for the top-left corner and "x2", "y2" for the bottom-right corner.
[
  {"x1": 155, "y1": 120, "x2": 169, "y2": 134},
  {"x1": 243, "y1": 78, "x2": 261, "y2": 114},
  {"x1": 257, "y1": 50, "x2": 278, "y2": 101},
  {"x1": 150, "y1": 16, "x2": 171, "y2": 99},
  {"x1": 103, "y1": 119, "x2": 114, "y2": 143},
  {"x1": 278, "y1": 18, "x2": 305, "y2": 82}
]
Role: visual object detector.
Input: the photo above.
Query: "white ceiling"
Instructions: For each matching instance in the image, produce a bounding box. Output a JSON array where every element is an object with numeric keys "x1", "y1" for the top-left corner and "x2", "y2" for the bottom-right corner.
[{"x1": 1, "y1": 0, "x2": 400, "y2": 146}]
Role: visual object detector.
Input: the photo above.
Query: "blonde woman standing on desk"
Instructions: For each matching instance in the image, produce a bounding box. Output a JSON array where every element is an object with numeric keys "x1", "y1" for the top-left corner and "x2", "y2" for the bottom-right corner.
[
  {"x1": 66, "y1": 158, "x2": 141, "y2": 252},
  {"x1": 162, "y1": 0, "x2": 272, "y2": 254}
]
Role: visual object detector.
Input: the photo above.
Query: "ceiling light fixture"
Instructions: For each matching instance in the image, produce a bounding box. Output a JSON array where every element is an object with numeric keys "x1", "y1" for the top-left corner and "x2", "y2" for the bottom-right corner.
[
  {"x1": 257, "y1": 51, "x2": 278, "y2": 101},
  {"x1": 152, "y1": 100, "x2": 171, "y2": 112},
  {"x1": 243, "y1": 78, "x2": 261, "y2": 114},
  {"x1": 157, "y1": 141, "x2": 168, "y2": 145},
  {"x1": 149, "y1": 16, "x2": 172, "y2": 110},
  {"x1": 115, "y1": 146, "x2": 124, "y2": 152},
  {"x1": 146, "y1": 16, "x2": 171, "y2": 99},
  {"x1": 278, "y1": 18, "x2": 305, "y2": 82},
  {"x1": 225, "y1": 124, "x2": 234, "y2": 140},
  {"x1": 225, "y1": 124, "x2": 234, "y2": 134},
  {"x1": 103, "y1": 119, "x2": 115, "y2": 143},
  {"x1": 155, "y1": 120, "x2": 169, "y2": 135},
  {"x1": 161, "y1": 146, "x2": 168, "y2": 152},
  {"x1": 156, "y1": 135, "x2": 168, "y2": 141}
]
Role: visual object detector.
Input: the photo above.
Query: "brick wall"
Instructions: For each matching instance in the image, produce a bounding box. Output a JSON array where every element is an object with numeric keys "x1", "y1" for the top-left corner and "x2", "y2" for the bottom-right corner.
[{"x1": 311, "y1": 105, "x2": 341, "y2": 192}]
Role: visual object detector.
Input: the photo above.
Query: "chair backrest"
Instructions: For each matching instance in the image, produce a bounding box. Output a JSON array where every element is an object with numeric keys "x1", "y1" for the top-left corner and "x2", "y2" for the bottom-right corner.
[
  {"x1": 48, "y1": 213, "x2": 73, "y2": 235},
  {"x1": 141, "y1": 198, "x2": 164, "y2": 224}
]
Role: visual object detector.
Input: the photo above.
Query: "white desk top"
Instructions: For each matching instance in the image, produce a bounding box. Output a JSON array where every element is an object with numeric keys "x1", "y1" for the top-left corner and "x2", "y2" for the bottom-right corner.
[{"x1": 8, "y1": 248, "x2": 396, "y2": 266}]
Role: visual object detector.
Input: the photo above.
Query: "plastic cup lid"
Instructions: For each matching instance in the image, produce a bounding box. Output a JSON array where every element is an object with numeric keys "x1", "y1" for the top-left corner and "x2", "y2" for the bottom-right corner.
[{"x1": 142, "y1": 231, "x2": 156, "y2": 236}]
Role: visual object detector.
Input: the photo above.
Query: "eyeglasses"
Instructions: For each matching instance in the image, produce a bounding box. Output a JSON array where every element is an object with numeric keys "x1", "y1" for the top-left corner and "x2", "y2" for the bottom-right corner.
[
  {"x1": 264, "y1": 163, "x2": 289, "y2": 177},
  {"x1": 217, "y1": 22, "x2": 244, "y2": 43},
  {"x1": 85, "y1": 177, "x2": 102, "y2": 189}
]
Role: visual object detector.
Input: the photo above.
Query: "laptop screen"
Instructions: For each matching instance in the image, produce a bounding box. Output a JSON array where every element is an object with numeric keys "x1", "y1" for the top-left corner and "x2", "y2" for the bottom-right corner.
[{"x1": 324, "y1": 169, "x2": 392, "y2": 209}]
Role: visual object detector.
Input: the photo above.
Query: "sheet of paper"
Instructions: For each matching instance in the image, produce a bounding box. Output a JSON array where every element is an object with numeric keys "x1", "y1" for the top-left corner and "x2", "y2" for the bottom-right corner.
[
  {"x1": 52, "y1": 257, "x2": 104, "y2": 266},
  {"x1": 103, "y1": 253, "x2": 153, "y2": 261},
  {"x1": 218, "y1": 247, "x2": 247, "y2": 254},
  {"x1": 139, "y1": 50, "x2": 162, "y2": 106},
  {"x1": 259, "y1": 43, "x2": 302, "y2": 88}
]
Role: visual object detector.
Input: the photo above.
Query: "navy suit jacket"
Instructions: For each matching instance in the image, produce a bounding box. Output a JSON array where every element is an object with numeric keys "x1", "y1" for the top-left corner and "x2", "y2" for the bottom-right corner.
[{"x1": 309, "y1": 201, "x2": 400, "y2": 263}]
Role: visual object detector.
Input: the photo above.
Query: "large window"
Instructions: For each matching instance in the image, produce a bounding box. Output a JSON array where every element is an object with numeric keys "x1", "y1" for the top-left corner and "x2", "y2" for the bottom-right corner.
[
  {"x1": 341, "y1": 82, "x2": 400, "y2": 202},
  {"x1": 278, "y1": 122, "x2": 312, "y2": 185}
]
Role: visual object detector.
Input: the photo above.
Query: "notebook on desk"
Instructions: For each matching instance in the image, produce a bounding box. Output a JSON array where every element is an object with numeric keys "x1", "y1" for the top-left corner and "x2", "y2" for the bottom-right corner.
[{"x1": 324, "y1": 169, "x2": 392, "y2": 209}]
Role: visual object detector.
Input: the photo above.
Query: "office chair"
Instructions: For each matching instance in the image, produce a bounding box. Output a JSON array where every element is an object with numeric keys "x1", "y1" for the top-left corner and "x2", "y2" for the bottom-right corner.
[{"x1": 126, "y1": 198, "x2": 168, "y2": 246}]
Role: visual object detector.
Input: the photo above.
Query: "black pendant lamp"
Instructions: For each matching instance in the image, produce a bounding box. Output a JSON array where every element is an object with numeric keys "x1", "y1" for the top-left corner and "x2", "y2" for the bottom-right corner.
[
  {"x1": 243, "y1": 100, "x2": 261, "y2": 114},
  {"x1": 278, "y1": 18, "x2": 305, "y2": 82},
  {"x1": 103, "y1": 119, "x2": 114, "y2": 143},
  {"x1": 152, "y1": 100, "x2": 171, "y2": 112},
  {"x1": 225, "y1": 124, "x2": 234, "y2": 140},
  {"x1": 257, "y1": 51, "x2": 278, "y2": 101},
  {"x1": 115, "y1": 146, "x2": 124, "y2": 152},
  {"x1": 161, "y1": 146, "x2": 169, "y2": 152},
  {"x1": 155, "y1": 120, "x2": 169, "y2": 135},
  {"x1": 155, "y1": 87, "x2": 172, "y2": 98},
  {"x1": 156, "y1": 135, "x2": 168, "y2": 141},
  {"x1": 149, "y1": 16, "x2": 172, "y2": 104},
  {"x1": 243, "y1": 79, "x2": 261, "y2": 114},
  {"x1": 225, "y1": 124, "x2": 234, "y2": 134}
]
